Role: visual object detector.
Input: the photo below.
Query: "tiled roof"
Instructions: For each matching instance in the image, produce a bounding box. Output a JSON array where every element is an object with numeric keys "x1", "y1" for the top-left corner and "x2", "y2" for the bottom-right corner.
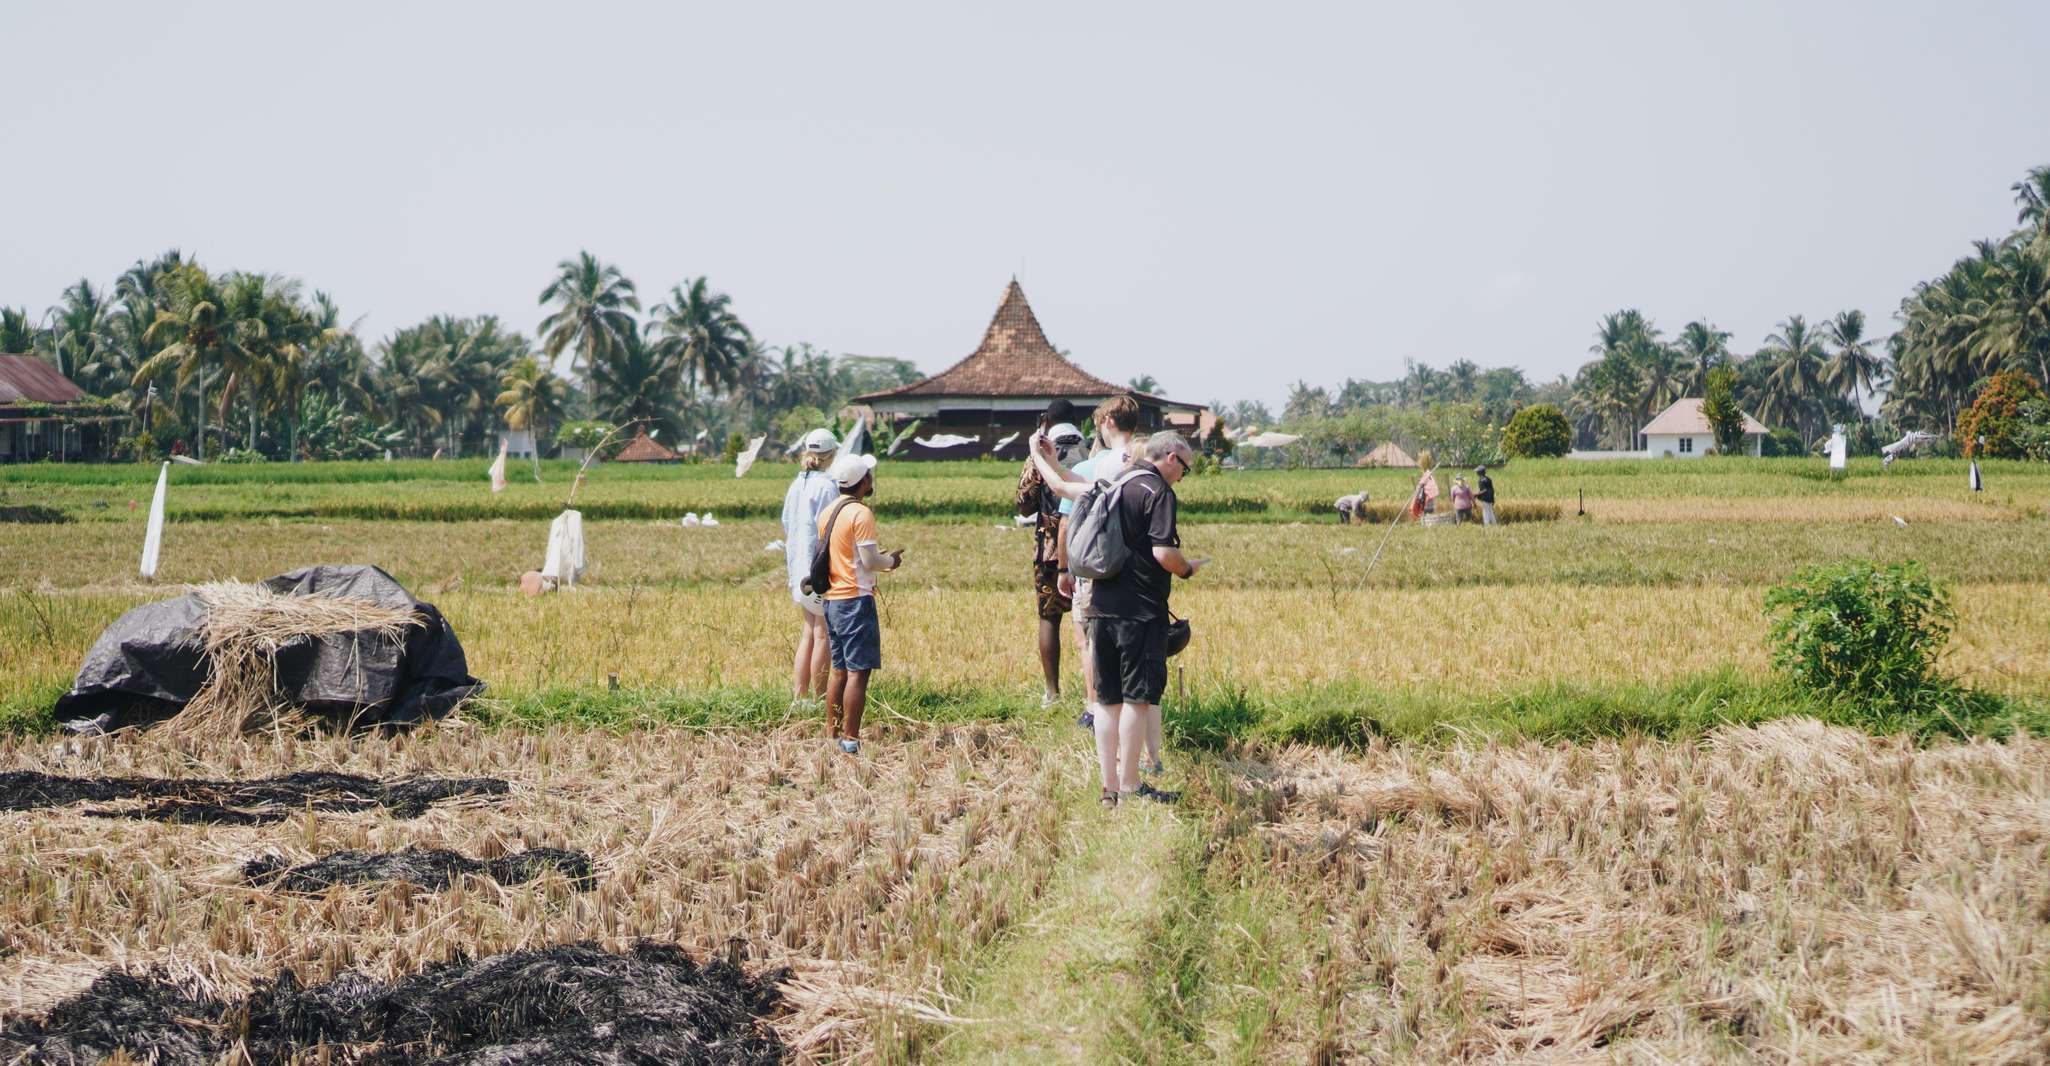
[
  {"x1": 0, "y1": 354, "x2": 87, "y2": 405},
  {"x1": 1356, "y1": 441, "x2": 1417, "y2": 468},
  {"x1": 1639, "y1": 398, "x2": 1768, "y2": 437},
  {"x1": 855, "y1": 281, "x2": 1125, "y2": 403},
  {"x1": 610, "y1": 430, "x2": 679, "y2": 462}
]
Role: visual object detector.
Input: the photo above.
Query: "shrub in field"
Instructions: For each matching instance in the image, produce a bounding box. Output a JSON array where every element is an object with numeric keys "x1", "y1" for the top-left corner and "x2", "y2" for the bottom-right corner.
[
  {"x1": 1500, "y1": 404, "x2": 1571, "y2": 459},
  {"x1": 1701, "y1": 366, "x2": 1748, "y2": 455},
  {"x1": 1957, "y1": 370, "x2": 2046, "y2": 459},
  {"x1": 1764, "y1": 560, "x2": 1953, "y2": 710}
]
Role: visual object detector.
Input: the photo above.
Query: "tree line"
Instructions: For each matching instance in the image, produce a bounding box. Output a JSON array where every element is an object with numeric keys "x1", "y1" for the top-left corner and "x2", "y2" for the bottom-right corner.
[
  {"x1": 0, "y1": 250, "x2": 919, "y2": 461},
  {"x1": 1212, "y1": 165, "x2": 2050, "y2": 461}
]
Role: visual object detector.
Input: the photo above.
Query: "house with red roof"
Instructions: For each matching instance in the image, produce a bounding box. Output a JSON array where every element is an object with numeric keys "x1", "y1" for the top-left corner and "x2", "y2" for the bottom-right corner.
[{"x1": 0, "y1": 354, "x2": 124, "y2": 462}]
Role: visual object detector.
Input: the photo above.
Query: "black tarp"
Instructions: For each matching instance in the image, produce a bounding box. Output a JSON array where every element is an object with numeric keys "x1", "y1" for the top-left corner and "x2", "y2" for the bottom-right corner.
[{"x1": 54, "y1": 565, "x2": 483, "y2": 730}]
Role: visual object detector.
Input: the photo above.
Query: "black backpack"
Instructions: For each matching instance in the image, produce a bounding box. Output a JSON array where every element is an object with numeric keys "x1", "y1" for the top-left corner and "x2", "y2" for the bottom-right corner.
[{"x1": 802, "y1": 498, "x2": 855, "y2": 597}]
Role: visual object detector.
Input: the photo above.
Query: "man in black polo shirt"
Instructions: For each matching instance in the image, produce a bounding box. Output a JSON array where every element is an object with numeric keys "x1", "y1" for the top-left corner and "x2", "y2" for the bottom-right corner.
[{"x1": 1090, "y1": 431, "x2": 1204, "y2": 805}]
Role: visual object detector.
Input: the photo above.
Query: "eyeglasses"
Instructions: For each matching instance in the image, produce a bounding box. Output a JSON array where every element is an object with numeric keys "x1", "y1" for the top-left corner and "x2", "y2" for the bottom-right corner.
[{"x1": 1166, "y1": 453, "x2": 1190, "y2": 475}]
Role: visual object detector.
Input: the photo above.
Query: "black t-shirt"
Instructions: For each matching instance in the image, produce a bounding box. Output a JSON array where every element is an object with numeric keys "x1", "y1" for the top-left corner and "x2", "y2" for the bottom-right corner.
[
  {"x1": 1476, "y1": 474, "x2": 1495, "y2": 503},
  {"x1": 1089, "y1": 460, "x2": 1180, "y2": 622}
]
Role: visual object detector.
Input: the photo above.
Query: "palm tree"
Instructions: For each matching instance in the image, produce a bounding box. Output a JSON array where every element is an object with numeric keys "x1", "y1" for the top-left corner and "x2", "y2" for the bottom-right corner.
[
  {"x1": 645, "y1": 276, "x2": 753, "y2": 398},
  {"x1": 135, "y1": 265, "x2": 233, "y2": 459},
  {"x1": 1636, "y1": 343, "x2": 1690, "y2": 416},
  {"x1": 1675, "y1": 320, "x2": 1733, "y2": 394},
  {"x1": 537, "y1": 252, "x2": 639, "y2": 402},
  {"x1": 497, "y1": 356, "x2": 568, "y2": 480},
  {"x1": 1821, "y1": 310, "x2": 1886, "y2": 410},
  {"x1": 592, "y1": 330, "x2": 688, "y2": 442},
  {"x1": 1128, "y1": 374, "x2": 1161, "y2": 394},
  {"x1": 49, "y1": 280, "x2": 113, "y2": 382},
  {"x1": 2014, "y1": 165, "x2": 2050, "y2": 240},
  {"x1": 0, "y1": 308, "x2": 37, "y2": 354},
  {"x1": 1757, "y1": 315, "x2": 1829, "y2": 444}
]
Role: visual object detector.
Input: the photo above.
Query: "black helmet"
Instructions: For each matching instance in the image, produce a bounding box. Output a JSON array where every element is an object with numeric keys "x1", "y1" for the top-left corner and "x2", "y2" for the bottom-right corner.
[{"x1": 1164, "y1": 616, "x2": 1192, "y2": 657}]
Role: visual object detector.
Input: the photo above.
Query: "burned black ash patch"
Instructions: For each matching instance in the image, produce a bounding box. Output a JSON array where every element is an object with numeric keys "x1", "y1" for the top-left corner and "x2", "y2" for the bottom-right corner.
[
  {"x1": 244, "y1": 846, "x2": 595, "y2": 893},
  {"x1": 0, "y1": 769, "x2": 507, "y2": 824},
  {"x1": 0, "y1": 942, "x2": 788, "y2": 1065}
]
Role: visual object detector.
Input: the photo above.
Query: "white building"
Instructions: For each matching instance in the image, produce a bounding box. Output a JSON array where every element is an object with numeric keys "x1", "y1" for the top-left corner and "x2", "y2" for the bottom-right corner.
[{"x1": 1638, "y1": 398, "x2": 1768, "y2": 458}]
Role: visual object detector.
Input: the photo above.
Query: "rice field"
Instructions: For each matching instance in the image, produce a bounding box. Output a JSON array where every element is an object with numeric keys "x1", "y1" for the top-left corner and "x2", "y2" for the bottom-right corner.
[{"x1": 3, "y1": 456, "x2": 2049, "y2": 1061}]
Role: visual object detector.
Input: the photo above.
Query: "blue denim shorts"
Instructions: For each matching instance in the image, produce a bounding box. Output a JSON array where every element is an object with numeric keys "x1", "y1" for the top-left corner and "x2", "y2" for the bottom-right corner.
[{"x1": 825, "y1": 595, "x2": 882, "y2": 672}]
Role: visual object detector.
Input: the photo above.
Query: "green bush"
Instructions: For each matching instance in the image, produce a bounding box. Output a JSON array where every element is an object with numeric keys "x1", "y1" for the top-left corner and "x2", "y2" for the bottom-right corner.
[
  {"x1": 1764, "y1": 560, "x2": 1952, "y2": 710},
  {"x1": 214, "y1": 447, "x2": 268, "y2": 464},
  {"x1": 1500, "y1": 404, "x2": 1571, "y2": 458},
  {"x1": 555, "y1": 420, "x2": 613, "y2": 452}
]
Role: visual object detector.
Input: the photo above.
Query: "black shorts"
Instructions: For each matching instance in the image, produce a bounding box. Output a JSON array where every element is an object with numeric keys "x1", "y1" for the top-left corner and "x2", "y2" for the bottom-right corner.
[{"x1": 1090, "y1": 617, "x2": 1168, "y2": 706}]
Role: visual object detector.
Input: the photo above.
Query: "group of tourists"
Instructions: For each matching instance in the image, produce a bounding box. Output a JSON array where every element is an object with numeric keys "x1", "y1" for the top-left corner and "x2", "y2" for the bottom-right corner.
[
  {"x1": 779, "y1": 394, "x2": 1201, "y2": 808},
  {"x1": 780, "y1": 430, "x2": 902, "y2": 755}
]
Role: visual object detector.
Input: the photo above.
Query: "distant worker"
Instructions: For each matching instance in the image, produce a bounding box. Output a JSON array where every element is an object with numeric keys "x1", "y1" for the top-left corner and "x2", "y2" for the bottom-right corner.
[
  {"x1": 1088, "y1": 432, "x2": 1202, "y2": 806},
  {"x1": 1016, "y1": 401, "x2": 1085, "y2": 707},
  {"x1": 1451, "y1": 476, "x2": 1474, "y2": 524},
  {"x1": 781, "y1": 428, "x2": 841, "y2": 704},
  {"x1": 1032, "y1": 395, "x2": 1142, "y2": 737},
  {"x1": 819, "y1": 452, "x2": 903, "y2": 755},
  {"x1": 1410, "y1": 466, "x2": 1440, "y2": 518},
  {"x1": 1475, "y1": 465, "x2": 1496, "y2": 526},
  {"x1": 1335, "y1": 490, "x2": 1370, "y2": 524}
]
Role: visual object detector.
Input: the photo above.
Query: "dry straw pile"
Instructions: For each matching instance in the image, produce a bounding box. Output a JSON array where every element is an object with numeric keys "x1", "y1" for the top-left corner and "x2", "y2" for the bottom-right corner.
[
  {"x1": 169, "y1": 581, "x2": 420, "y2": 738},
  {"x1": 1226, "y1": 717, "x2": 2050, "y2": 1063}
]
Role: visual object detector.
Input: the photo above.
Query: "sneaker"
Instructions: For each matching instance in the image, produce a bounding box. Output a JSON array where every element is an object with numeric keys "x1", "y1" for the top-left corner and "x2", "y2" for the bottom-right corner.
[
  {"x1": 1077, "y1": 711, "x2": 1095, "y2": 729},
  {"x1": 1042, "y1": 691, "x2": 1061, "y2": 708},
  {"x1": 838, "y1": 738, "x2": 860, "y2": 755}
]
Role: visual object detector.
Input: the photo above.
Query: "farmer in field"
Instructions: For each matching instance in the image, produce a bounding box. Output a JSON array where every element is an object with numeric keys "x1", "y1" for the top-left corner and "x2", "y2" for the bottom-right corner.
[
  {"x1": 1451, "y1": 476, "x2": 1474, "y2": 524},
  {"x1": 1087, "y1": 431, "x2": 1202, "y2": 806},
  {"x1": 820, "y1": 451, "x2": 902, "y2": 755},
  {"x1": 781, "y1": 428, "x2": 840, "y2": 705},
  {"x1": 1410, "y1": 465, "x2": 1439, "y2": 518},
  {"x1": 1475, "y1": 465, "x2": 1496, "y2": 526},
  {"x1": 1031, "y1": 394, "x2": 1141, "y2": 738},
  {"x1": 1335, "y1": 489, "x2": 1369, "y2": 524},
  {"x1": 1015, "y1": 402, "x2": 1086, "y2": 708}
]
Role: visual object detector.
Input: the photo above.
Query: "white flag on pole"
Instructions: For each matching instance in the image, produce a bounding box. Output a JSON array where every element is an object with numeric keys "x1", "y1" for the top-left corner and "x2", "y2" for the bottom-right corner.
[
  {"x1": 140, "y1": 461, "x2": 168, "y2": 579},
  {"x1": 488, "y1": 439, "x2": 508, "y2": 493},
  {"x1": 734, "y1": 435, "x2": 767, "y2": 479}
]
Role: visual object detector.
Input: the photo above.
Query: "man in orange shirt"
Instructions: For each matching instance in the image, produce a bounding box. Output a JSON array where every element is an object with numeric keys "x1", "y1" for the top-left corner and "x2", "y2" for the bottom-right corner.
[{"x1": 819, "y1": 452, "x2": 903, "y2": 754}]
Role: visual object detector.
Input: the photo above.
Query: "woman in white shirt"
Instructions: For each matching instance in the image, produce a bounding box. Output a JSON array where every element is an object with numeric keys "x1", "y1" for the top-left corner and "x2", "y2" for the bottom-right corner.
[{"x1": 781, "y1": 429, "x2": 842, "y2": 703}]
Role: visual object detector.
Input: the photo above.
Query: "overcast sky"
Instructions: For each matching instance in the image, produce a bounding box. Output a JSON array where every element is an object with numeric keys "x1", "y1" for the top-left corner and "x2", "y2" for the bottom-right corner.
[{"x1": 4, "y1": 1, "x2": 2046, "y2": 409}]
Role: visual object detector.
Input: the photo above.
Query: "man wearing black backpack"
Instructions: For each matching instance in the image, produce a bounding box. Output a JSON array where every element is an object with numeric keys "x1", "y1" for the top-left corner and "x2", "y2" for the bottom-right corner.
[
  {"x1": 1086, "y1": 432, "x2": 1203, "y2": 806},
  {"x1": 815, "y1": 452, "x2": 902, "y2": 755}
]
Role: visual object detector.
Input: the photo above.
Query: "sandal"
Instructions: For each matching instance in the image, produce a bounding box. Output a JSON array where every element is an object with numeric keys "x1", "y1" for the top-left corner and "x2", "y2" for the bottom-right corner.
[{"x1": 1099, "y1": 789, "x2": 1119, "y2": 808}]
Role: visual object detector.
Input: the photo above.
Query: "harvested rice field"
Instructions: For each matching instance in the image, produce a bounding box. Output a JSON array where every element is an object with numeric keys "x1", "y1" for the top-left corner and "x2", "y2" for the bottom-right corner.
[{"x1": 4, "y1": 458, "x2": 2050, "y2": 1060}]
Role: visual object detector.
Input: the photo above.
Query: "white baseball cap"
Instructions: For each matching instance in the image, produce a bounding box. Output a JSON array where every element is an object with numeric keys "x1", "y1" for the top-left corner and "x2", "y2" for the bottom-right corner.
[
  {"x1": 800, "y1": 428, "x2": 839, "y2": 453},
  {"x1": 829, "y1": 452, "x2": 877, "y2": 489},
  {"x1": 1048, "y1": 422, "x2": 1084, "y2": 445}
]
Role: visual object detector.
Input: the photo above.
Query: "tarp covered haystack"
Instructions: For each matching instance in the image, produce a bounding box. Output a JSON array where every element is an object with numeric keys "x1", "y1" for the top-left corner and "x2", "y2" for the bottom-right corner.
[{"x1": 55, "y1": 565, "x2": 483, "y2": 734}]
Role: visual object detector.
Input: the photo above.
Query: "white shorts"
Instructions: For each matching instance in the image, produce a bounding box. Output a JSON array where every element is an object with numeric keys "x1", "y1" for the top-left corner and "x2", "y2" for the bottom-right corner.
[
  {"x1": 791, "y1": 579, "x2": 825, "y2": 616},
  {"x1": 1071, "y1": 577, "x2": 1093, "y2": 620}
]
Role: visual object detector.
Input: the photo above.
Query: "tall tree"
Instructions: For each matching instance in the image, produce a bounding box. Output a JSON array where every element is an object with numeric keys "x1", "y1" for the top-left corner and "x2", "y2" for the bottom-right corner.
[
  {"x1": 1675, "y1": 320, "x2": 1733, "y2": 394},
  {"x1": 1821, "y1": 309, "x2": 1886, "y2": 409},
  {"x1": 497, "y1": 356, "x2": 568, "y2": 479},
  {"x1": 537, "y1": 252, "x2": 639, "y2": 402},
  {"x1": 2014, "y1": 164, "x2": 2050, "y2": 240},
  {"x1": 645, "y1": 276, "x2": 753, "y2": 398},
  {"x1": 1757, "y1": 315, "x2": 1829, "y2": 443}
]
